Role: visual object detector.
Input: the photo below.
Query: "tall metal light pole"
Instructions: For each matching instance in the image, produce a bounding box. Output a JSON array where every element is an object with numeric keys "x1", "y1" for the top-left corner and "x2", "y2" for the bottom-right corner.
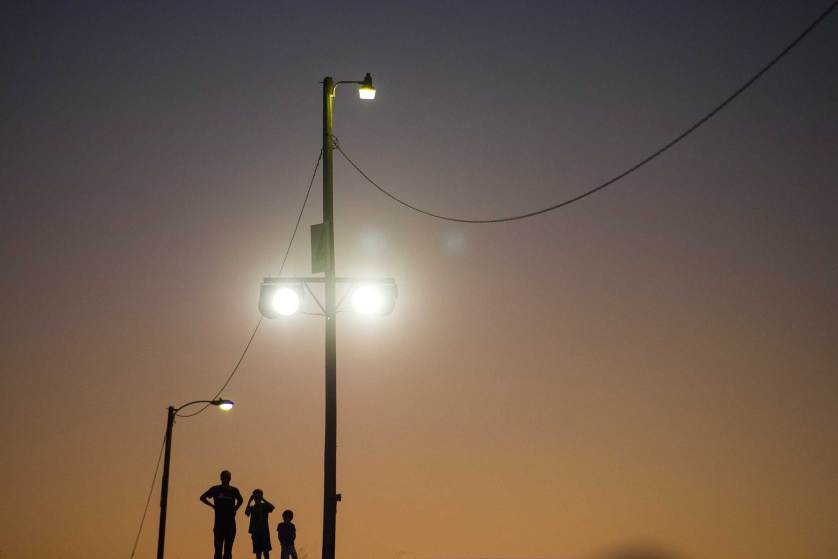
[
  {"x1": 320, "y1": 73, "x2": 375, "y2": 559},
  {"x1": 321, "y1": 74, "x2": 339, "y2": 559},
  {"x1": 257, "y1": 73, "x2": 382, "y2": 559},
  {"x1": 156, "y1": 398, "x2": 234, "y2": 559}
]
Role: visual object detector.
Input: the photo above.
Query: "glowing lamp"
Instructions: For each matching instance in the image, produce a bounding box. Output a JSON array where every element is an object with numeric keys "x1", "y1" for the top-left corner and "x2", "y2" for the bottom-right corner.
[
  {"x1": 214, "y1": 400, "x2": 234, "y2": 411},
  {"x1": 358, "y1": 73, "x2": 376, "y2": 100},
  {"x1": 351, "y1": 283, "x2": 397, "y2": 315},
  {"x1": 273, "y1": 287, "x2": 300, "y2": 315},
  {"x1": 259, "y1": 281, "x2": 304, "y2": 318}
]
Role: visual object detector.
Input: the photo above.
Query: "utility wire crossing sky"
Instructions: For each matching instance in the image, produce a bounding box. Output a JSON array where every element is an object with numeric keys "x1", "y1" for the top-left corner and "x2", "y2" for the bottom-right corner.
[{"x1": 338, "y1": 0, "x2": 837, "y2": 223}]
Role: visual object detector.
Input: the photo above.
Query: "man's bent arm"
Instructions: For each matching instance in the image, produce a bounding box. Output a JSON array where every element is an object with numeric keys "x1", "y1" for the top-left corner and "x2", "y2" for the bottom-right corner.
[{"x1": 199, "y1": 489, "x2": 215, "y2": 509}]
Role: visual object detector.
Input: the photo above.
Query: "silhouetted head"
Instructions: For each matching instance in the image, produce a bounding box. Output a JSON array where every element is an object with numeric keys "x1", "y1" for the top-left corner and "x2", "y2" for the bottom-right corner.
[
  {"x1": 282, "y1": 509, "x2": 294, "y2": 521},
  {"x1": 253, "y1": 488, "x2": 263, "y2": 501},
  {"x1": 220, "y1": 470, "x2": 232, "y2": 485}
]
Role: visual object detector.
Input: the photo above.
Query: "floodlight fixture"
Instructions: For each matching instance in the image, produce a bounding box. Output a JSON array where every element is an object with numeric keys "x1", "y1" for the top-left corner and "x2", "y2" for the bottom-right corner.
[
  {"x1": 351, "y1": 283, "x2": 397, "y2": 316},
  {"x1": 258, "y1": 281, "x2": 304, "y2": 318}
]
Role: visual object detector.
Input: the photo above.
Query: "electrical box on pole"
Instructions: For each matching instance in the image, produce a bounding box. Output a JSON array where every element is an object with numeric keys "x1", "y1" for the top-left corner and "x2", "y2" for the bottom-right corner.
[{"x1": 310, "y1": 222, "x2": 331, "y2": 274}]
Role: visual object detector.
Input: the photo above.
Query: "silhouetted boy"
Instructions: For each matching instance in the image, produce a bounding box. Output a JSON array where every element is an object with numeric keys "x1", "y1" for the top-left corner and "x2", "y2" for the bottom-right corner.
[
  {"x1": 200, "y1": 470, "x2": 244, "y2": 559},
  {"x1": 245, "y1": 489, "x2": 275, "y2": 559},
  {"x1": 276, "y1": 509, "x2": 298, "y2": 559}
]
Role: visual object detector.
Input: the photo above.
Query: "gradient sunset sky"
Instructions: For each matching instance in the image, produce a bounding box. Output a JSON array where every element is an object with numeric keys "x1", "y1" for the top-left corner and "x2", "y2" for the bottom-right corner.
[{"x1": 2, "y1": 2, "x2": 837, "y2": 559}]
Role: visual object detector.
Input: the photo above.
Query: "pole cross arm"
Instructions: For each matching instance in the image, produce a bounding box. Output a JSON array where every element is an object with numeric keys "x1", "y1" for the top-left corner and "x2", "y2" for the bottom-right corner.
[{"x1": 262, "y1": 276, "x2": 395, "y2": 285}]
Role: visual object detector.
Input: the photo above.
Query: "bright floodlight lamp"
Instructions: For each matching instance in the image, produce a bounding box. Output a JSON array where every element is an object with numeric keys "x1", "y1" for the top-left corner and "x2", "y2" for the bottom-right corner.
[
  {"x1": 258, "y1": 281, "x2": 304, "y2": 318},
  {"x1": 358, "y1": 73, "x2": 375, "y2": 100},
  {"x1": 351, "y1": 283, "x2": 397, "y2": 316}
]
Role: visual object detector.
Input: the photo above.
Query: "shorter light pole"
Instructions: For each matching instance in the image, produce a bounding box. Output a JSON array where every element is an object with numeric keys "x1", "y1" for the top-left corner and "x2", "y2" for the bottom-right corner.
[{"x1": 157, "y1": 398, "x2": 234, "y2": 559}]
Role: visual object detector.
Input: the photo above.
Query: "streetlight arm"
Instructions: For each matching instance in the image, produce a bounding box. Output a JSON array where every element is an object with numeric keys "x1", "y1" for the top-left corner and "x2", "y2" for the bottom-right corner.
[
  {"x1": 173, "y1": 399, "x2": 224, "y2": 413},
  {"x1": 324, "y1": 81, "x2": 358, "y2": 97},
  {"x1": 261, "y1": 276, "x2": 396, "y2": 284},
  {"x1": 328, "y1": 73, "x2": 374, "y2": 97}
]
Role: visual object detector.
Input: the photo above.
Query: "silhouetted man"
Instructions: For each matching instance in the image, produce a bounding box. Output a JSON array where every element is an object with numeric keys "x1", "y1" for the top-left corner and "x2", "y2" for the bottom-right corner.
[{"x1": 201, "y1": 470, "x2": 244, "y2": 559}]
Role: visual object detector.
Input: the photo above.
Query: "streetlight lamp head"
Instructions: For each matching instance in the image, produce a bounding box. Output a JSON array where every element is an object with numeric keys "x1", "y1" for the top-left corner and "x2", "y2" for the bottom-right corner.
[
  {"x1": 259, "y1": 281, "x2": 304, "y2": 318},
  {"x1": 217, "y1": 400, "x2": 234, "y2": 411},
  {"x1": 358, "y1": 73, "x2": 375, "y2": 100}
]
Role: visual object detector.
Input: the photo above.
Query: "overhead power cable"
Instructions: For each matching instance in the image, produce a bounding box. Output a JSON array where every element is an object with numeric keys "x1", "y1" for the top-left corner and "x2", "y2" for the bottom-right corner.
[
  {"x1": 178, "y1": 149, "x2": 323, "y2": 419},
  {"x1": 277, "y1": 149, "x2": 325, "y2": 276},
  {"x1": 174, "y1": 317, "x2": 263, "y2": 419},
  {"x1": 337, "y1": 0, "x2": 837, "y2": 224},
  {"x1": 128, "y1": 432, "x2": 165, "y2": 559}
]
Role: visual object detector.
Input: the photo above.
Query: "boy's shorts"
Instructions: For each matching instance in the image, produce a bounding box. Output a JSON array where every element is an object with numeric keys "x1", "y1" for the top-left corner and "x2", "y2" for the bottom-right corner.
[
  {"x1": 252, "y1": 532, "x2": 272, "y2": 553},
  {"x1": 281, "y1": 544, "x2": 298, "y2": 559}
]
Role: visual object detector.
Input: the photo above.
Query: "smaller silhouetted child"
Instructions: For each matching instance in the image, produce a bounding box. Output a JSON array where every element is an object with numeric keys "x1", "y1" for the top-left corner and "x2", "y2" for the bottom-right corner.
[
  {"x1": 277, "y1": 509, "x2": 298, "y2": 559},
  {"x1": 246, "y1": 489, "x2": 275, "y2": 559}
]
